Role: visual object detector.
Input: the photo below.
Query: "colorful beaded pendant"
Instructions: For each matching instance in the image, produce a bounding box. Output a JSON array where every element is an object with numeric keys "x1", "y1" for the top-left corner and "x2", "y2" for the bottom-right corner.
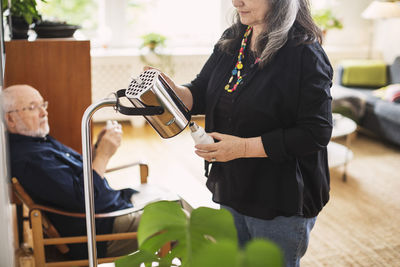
[{"x1": 224, "y1": 25, "x2": 260, "y2": 93}]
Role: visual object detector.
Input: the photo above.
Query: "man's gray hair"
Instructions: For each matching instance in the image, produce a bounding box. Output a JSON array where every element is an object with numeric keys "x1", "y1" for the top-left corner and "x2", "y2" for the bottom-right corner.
[{"x1": 1, "y1": 87, "x2": 16, "y2": 112}]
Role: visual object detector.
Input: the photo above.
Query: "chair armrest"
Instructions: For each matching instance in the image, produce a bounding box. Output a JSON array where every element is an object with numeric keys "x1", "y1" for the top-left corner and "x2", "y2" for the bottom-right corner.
[
  {"x1": 10, "y1": 190, "x2": 23, "y2": 205},
  {"x1": 29, "y1": 204, "x2": 138, "y2": 219},
  {"x1": 106, "y1": 161, "x2": 148, "y2": 184},
  {"x1": 105, "y1": 161, "x2": 145, "y2": 173}
]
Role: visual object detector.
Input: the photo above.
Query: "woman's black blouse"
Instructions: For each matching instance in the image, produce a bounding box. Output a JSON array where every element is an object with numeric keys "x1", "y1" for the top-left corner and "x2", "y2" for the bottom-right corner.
[{"x1": 186, "y1": 27, "x2": 333, "y2": 220}]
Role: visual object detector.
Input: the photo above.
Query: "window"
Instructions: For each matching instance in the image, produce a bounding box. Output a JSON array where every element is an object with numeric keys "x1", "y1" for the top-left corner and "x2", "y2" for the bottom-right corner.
[
  {"x1": 39, "y1": 0, "x2": 231, "y2": 51},
  {"x1": 38, "y1": 0, "x2": 98, "y2": 31},
  {"x1": 124, "y1": 0, "x2": 223, "y2": 49},
  {"x1": 311, "y1": 0, "x2": 333, "y2": 10}
]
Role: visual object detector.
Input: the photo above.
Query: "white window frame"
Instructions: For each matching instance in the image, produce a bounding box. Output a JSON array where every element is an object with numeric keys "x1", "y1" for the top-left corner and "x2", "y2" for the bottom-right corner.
[{"x1": 94, "y1": 0, "x2": 233, "y2": 52}]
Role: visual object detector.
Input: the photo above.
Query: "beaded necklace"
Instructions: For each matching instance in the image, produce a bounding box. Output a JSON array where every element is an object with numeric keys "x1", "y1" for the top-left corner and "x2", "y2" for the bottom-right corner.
[{"x1": 224, "y1": 25, "x2": 260, "y2": 93}]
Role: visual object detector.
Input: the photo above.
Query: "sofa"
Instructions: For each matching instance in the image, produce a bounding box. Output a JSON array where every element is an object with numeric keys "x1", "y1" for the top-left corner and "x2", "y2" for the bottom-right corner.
[{"x1": 331, "y1": 57, "x2": 400, "y2": 146}]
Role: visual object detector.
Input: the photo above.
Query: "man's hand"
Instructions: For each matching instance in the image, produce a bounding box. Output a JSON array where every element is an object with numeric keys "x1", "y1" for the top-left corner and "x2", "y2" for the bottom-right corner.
[
  {"x1": 95, "y1": 121, "x2": 122, "y2": 159},
  {"x1": 93, "y1": 121, "x2": 123, "y2": 177}
]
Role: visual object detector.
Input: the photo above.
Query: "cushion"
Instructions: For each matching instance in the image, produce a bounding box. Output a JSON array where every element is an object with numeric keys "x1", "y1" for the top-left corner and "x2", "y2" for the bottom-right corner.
[
  {"x1": 340, "y1": 60, "x2": 387, "y2": 88},
  {"x1": 373, "y1": 84, "x2": 400, "y2": 103},
  {"x1": 389, "y1": 57, "x2": 400, "y2": 84},
  {"x1": 331, "y1": 85, "x2": 367, "y2": 123}
]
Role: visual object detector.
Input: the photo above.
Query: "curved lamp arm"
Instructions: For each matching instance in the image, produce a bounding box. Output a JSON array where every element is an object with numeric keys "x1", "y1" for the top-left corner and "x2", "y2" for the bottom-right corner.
[
  {"x1": 81, "y1": 97, "x2": 117, "y2": 267},
  {"x1": 81, "y1": 97, "x2": 165, "y2": 267}
]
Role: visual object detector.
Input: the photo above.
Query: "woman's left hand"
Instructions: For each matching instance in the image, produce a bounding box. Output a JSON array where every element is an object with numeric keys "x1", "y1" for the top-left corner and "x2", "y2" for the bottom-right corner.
[{"x1": 195, "y1": 132, "x2": 245, "y2": 162}]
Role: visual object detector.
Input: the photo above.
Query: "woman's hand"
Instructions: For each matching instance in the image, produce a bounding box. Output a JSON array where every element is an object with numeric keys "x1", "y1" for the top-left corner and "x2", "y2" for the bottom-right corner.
[
  {"x1": 194, "y1": 132, "x2": 268, "y2": 162},
  {"x1": 143, "y1": 66, "x2": 178, "y2": 91},
  {"x1": 143, "y1": 66, "x2": 193, "y2": 110},
  {"x1": 194, "y1": 132, "x2": 246, "y2": 162}
]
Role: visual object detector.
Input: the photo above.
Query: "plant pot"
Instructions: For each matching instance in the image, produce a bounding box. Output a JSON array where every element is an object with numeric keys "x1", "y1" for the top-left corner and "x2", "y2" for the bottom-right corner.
[
  {"x1": 33, "y1": 21, "x2": 81, "y2": 38},
  {"x1": 9, "y1": 16, "x2": 30, "y2": 40},
  {"x1": 147, "y1": 42, "x2": 157, "y2": 51}
]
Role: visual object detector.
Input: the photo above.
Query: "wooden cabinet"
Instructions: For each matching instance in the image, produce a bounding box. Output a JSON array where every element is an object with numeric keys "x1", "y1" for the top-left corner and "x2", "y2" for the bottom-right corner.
[{"x1": 4, "y1": 40, "x2": 91, "y2": 153}]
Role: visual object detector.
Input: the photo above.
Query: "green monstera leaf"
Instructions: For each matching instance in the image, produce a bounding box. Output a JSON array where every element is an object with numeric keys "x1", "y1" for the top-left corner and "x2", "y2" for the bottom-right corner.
[
  {"x1": 115, "y1": 201, "x2": 283, "y2": 267},
  {"x1": 243, "y1": 240, "x2": 284, "y2": 267},
  {"x1": 191, "y1": 240, "x2": 283, "y2": 267}
]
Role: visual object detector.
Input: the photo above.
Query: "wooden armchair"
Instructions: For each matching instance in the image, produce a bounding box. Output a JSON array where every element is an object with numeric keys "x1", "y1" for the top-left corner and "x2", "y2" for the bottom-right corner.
[{"x1": 11, "y1": 162, "x2": 171, "y2": 267}]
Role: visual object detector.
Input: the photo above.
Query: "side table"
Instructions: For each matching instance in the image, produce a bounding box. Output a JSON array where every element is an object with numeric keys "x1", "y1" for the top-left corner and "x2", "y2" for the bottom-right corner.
[{"x1": 328, "y1": 113, "x2": 357, "y2": 181}]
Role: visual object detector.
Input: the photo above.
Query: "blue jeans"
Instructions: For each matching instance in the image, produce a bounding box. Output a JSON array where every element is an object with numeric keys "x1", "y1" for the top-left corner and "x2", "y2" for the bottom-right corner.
[{"x1": 222, "y1": 205, "x2": 316, "y2": 267}]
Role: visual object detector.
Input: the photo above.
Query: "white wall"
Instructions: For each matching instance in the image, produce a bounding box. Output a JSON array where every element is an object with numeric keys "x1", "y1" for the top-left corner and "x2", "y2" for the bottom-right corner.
[
  {"x1": 319, "y1": 0, "x2": 373, "y2": 69},
  {"x1": 375, "y1": 18, "x2": 400, "y2": 63},
  {"x1": 220, "y1": 0, "x2": 374, "y2": 65},
  {"x1": 92, "y1": 0, "x2": 400, "y2": 122},
  {"x1": 313, "y1": 0, "x2": 400, "y2": 64},
  {"x1": 0, "y1": 114, "x2": 14, "y2": 267},
  {"x1": 322, "y1": 0, "x2": 371, "y2": 51},
  {"x1": 91, "y1": 52, "x2": 210, "y2": 122},
  {"x1": 97, "y1": 0, "x2": 127, "y2": 48},
  {"x1": 221, "y1": 0, "x2": 399, "y2": 63}
]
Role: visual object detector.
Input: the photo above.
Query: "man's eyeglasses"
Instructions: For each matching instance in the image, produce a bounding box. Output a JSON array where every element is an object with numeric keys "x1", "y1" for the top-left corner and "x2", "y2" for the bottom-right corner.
[{"x1": 7, "y1": 101, "x2": 48, "y2": 113}]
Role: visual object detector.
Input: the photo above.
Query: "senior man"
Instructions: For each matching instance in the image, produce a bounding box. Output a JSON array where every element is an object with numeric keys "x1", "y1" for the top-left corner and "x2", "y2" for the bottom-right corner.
[{"x1": 2, "y1": 84, "x2": 141, "y2": 260}]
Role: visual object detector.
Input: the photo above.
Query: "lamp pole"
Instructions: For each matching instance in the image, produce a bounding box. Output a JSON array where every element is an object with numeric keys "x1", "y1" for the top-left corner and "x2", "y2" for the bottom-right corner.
[
  {"x1": 81, "y1": 98, "x2": 117, "y2": 267},
  {"x1": 81, "y1": 95, "x2": 164, "y2": 267}
]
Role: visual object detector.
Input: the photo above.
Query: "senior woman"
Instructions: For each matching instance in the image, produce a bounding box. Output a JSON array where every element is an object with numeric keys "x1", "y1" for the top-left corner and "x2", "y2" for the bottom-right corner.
[{"x1": 151, "y1": 0, "x2": 333, "y2": 266}]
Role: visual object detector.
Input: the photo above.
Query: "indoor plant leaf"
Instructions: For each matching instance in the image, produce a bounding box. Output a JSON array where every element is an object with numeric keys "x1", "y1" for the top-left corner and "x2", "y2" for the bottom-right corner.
[
  {"x1": 243, "y1": 239, "x2": 284, "y2": 267},
  {"x1": 191, "y1": 239, "x2": 284, "y2": 267},
  {"x1": 115, "y1": 250, "x2": 159, "y2": 267},
  {"x1": 191, "y1": 240, "x2": 241, "y2": 267},
  {"x1": 117, "y1": 201, "x2": 238, "y2": 266},
  {"x1": 190, "y1": 206, "x2": 237, "y2": 243},
  {"x1": 139, "y1": 202, "x2": 238, "y2": 265},
  {"x1": 137, "y1": 201, "x2": 188, "y2": 247}
]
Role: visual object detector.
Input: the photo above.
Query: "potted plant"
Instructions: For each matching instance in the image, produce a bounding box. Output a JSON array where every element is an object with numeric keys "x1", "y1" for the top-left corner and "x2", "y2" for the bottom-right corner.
[
  {"x1": 2, "y1": 0, "x2": 45, "y2": 39},
  {"x1": 139, "y1": 32, "x2": 174, "y2": 76},
  {"x1": 140, "y1": 32, "x2": 167, "y2": 52},
  {"x1": 115, "y1": 201, "x2": 284, "y2": 267},
  {"x1": 312, "y1": 8, "x2": 343, "y2": 37}
]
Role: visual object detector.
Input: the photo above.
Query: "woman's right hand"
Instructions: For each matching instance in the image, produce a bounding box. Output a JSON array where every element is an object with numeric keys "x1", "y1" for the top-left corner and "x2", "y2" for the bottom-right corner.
[
  {"x1": 143, "y1": 66, "x2": 193, "y2": 110},
  {"x1": 143, "y1": 66, "x2": 178, "y2": 91}
]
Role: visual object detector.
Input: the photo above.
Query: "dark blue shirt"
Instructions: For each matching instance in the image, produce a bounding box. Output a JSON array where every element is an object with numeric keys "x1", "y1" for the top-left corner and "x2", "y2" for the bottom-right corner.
[{"x1": 8, "y1": 133, "x2": 136, "y2": 259}]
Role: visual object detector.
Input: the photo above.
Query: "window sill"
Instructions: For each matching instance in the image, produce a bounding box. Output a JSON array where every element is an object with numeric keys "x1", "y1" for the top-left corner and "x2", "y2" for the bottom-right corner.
[{"x1": 91, "y1": 46, "x2": 214, "y2": 57}]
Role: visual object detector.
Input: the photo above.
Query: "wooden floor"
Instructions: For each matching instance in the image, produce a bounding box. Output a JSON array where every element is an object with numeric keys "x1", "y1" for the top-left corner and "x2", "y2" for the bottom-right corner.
[
  {"x1": 16, "y1": 118, "x2": 400, "y2": 266},
  {"x1": 302, "y1": 131, "x2": 400, "y2": 267},
  {"x1": 97, "y1": 117, "x2": 217, "y2": 210},
  {"x1": 101, "y1": 119, "x2": 400, "y2": 267}
]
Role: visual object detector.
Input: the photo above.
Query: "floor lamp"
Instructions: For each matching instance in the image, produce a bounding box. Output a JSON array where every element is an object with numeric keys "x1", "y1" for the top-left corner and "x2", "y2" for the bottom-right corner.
[
  {"x1": 362, "y1": 1, "x2": 400, "y2": 58},
  {"x1": 81, "y1": 70, "x2": 191, "y2": 267}
]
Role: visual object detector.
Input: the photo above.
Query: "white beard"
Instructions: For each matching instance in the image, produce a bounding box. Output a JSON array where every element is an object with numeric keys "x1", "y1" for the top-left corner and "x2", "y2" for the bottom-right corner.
[
  {"x1": 37, "y1": 122, "x2": 50, "y2": 137},
  {"x1": 14, "y1": 117, "x2": 50, "y2": 138}
]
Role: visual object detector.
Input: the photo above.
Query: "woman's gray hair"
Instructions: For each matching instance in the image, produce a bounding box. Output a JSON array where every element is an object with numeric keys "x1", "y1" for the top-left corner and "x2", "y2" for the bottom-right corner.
[{"x1": 218, "y1": 0, "x2": 322, "y2": 68}]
